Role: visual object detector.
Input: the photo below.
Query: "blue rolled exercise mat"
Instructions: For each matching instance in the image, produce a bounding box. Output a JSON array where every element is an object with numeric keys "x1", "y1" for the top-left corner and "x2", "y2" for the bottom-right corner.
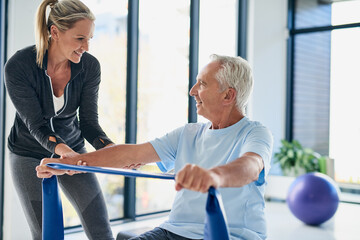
[{"x1": 42, "y1": 163, "x2": 230, "y2": 240}]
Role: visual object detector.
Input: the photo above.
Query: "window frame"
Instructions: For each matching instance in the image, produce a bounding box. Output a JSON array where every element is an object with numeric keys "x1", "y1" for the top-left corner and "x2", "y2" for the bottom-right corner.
[
  {"x1": 286, "y1": 0, "x2": 360, "y2": 145},
  {"x1": 0, "y1": 0, "x2": 7, "y2": 236},
  {"x1": 286, "y1": 0, "x2": 360, "y2": 193}
]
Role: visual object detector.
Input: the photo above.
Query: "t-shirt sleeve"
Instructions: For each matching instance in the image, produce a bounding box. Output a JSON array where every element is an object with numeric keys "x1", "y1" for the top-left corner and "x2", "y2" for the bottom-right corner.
[
  {"x1": 241, "y1": 125, "x2": 273, "y2": 186},
  {"x1": 150, "y1": 126, "x2": 184, "y2": 172}
]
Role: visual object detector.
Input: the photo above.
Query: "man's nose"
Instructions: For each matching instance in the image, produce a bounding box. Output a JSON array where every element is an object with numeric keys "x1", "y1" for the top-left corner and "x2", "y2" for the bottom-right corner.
[{"x1": 189, "y1": 83, "x2": 198, "y2": 96}]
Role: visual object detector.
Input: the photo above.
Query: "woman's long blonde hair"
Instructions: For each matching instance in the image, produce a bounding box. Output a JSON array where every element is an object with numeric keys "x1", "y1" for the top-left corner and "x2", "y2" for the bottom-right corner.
[{"x1": 35, "y1": 0, "x2": 95, "y2": 67}]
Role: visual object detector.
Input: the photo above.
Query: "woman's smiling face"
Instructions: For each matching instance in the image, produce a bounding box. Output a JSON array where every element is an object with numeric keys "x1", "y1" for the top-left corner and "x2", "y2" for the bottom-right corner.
[{"x1": 55, "y1": 18, "x2": 94, "y2": 63}]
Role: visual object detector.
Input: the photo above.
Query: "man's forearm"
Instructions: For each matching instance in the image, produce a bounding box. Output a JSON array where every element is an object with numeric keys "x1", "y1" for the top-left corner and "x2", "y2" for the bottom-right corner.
[
  {"x1": 210, "y1": 152, "x2": 264, "y2": 188},
  {"x1": 62, "y1": 142, "x2": 160, "y2": 168}
]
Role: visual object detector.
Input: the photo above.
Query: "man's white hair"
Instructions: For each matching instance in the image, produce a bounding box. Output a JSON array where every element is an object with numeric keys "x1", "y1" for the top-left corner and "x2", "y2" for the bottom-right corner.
[{"x1": 210, "y1": 54, "x2": 253, "y2": 113}]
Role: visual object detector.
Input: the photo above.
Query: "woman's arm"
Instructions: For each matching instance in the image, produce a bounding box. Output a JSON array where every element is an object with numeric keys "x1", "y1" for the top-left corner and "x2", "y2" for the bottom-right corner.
[
  {"x1": 4, "y1": 53, "x2": 67, "y2": 153},
  {"x1": 78, "y1": 56, "x2": 114, "y2": 150}
]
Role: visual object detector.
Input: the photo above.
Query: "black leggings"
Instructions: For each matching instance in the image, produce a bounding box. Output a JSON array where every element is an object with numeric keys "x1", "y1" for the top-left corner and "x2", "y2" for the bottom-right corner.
[{"x1": 9, "y1": 151, "x2": 114, "y2": 240}]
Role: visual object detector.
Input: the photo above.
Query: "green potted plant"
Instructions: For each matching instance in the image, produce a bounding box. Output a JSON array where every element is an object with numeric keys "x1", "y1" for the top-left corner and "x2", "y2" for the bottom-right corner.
[
  {"x1": 274, "y1": 139, "x2": 327, "y2": 177},
  {"x1": 266, "y1": 139, "x2": 331, "y2": 200}
]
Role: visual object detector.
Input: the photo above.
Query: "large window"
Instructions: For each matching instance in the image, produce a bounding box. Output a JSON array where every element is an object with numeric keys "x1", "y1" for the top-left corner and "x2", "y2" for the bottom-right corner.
[
  {"x1": 289, "y1": 0, "x2": 360, "y2": 185},
  {"x1": 136, "y1": 0, "x2": 190, "y2": 215},
  {"x1": 329, "y1": 28, "x2": 360, "y2": 184},
  {"x1": 199, "y1": 0, "x2": 237, "y2": 68},
  {"x1": 197, "y1": 0, "x2": 237, "y2": 122},
  {"x1": 62, "y1": 0, "x2": 128, "y2": 227}
]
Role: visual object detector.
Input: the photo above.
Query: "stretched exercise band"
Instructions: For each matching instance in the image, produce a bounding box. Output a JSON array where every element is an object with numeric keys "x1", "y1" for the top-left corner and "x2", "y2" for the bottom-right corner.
[{"x1": 42, "y1": 163, "x2": 230, "y2": 240}]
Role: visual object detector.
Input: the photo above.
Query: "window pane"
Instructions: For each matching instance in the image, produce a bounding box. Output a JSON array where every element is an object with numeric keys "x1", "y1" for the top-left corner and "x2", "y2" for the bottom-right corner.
[
  {"x1": 293, "y1": 31, "x2": 331, "y2": 155},
  {"x1": 199, "y1": 0, "x2": 237, "y2": 69},
  {"x1": 136, "y1": 165, "x2": 176, "y2": 215},
  {"x1": 198, "y1": 0, "x2": 237, "y2": 123},
  {"x1": 88, "y1": 0, "x2": 127, "y2": 145},
  {"x1": 331, "y1": 0, "x2": 360, "y2": 25},
  {"x1": 329, "y1": 28, "x2": 360, "y2": 184},
  {"x1": 136, "y1": 0, "x2": 190, "y2": 215},
  {"x1": 62, "y1": 0, "x2": 128, "y2": 227},
  {"x1": 295, "y1": 0, "x2": 360, "y2": 29},
  {"x1": 295, "y1": 0, "x2": 332, "y2": 29}
]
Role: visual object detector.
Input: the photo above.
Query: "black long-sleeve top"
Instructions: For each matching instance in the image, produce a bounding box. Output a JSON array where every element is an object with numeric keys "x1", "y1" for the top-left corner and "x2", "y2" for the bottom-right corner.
[{"x1": 4, "y1": 45, "x2": 114, "y2": 159}]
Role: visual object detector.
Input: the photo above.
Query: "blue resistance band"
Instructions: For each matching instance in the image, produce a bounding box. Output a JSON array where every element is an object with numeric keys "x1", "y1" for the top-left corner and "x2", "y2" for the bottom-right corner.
[{"x1": 42, "y1": 163, "x2": 230, "y2": 240}]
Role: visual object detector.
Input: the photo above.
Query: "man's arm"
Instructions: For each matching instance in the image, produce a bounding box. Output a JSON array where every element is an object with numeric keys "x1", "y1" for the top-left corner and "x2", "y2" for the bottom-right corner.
[
  {"x1": 36, "y1": 142, "x2": 160, "y2": 178},
  {"x1": 175, "y1": 152, "x2": 264, "y2": 193}
]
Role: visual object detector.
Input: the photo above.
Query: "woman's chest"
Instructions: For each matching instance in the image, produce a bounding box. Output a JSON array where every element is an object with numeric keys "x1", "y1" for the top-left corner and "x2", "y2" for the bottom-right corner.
[{"x1": 47, "y1": 70, "x2": 71, "y2": 97}]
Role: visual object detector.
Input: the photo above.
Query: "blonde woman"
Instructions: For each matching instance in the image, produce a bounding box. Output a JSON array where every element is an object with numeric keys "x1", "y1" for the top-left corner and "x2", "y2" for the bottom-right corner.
[{"x1": 4, "y1": 0, "x2": 114, "y2": 239}]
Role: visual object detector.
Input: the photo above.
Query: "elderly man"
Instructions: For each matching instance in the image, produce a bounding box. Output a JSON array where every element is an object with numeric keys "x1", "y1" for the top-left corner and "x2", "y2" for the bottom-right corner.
[{"x1": 37, "y1": 54, "x2": 273, "y2": 240}]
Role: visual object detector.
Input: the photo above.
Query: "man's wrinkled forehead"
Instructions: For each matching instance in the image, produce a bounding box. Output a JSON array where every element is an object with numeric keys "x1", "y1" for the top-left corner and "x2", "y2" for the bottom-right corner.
[{"x1": 197, "y1": 61, "x2": 221, "y2": 79}]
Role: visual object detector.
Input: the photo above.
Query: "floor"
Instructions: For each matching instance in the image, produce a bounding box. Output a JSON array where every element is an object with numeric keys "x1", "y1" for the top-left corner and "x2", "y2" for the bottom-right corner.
[{"x1": 66, "y1": 201, "x2": 360, "y2": 240}]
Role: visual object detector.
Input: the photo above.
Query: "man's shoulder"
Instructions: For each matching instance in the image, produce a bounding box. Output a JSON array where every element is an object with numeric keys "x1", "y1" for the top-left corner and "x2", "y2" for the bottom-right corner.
[
  {"x1": 238, "y1": 117, "x2": 272, "y2": 138},
  {"x1": 242, "y1": 117, "x2": 268, "y2": 129}
]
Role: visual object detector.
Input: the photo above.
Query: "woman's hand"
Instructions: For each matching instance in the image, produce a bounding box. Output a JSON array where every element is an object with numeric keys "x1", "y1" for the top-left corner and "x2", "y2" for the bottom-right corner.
[
  {"x1": 60, "y1": 150, "x2": 79, "y2": 159},
  {"x1": 59, "y1": 150, "x2": 83, "y2": 176},
  {"x1": 36, "y1": 158, "x2": 66, "y2": 178},
  {"x1": 36, "y1": 155, "x2": 86, "y2": 178}
]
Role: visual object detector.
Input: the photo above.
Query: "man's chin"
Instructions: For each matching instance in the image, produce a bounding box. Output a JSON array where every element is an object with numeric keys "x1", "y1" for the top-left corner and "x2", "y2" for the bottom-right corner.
[{"x1": 196, "y1": 111, "x2": 205, "y2": 118}]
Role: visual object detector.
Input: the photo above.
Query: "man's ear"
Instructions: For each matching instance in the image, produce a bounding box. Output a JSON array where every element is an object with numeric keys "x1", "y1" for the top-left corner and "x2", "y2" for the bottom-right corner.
[
  {"x1": 223, "y1": 88, "x2": 237, "y2": 105},
  {"x1": 50, "y1": 25, "x2": 60, "y2": 40}
]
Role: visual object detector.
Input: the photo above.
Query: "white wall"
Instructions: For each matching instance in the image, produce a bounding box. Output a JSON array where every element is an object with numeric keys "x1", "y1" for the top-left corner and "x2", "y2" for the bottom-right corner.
[
  {"x1": 2, "y1": 0, "x2": 288, "y2": 238},
  {"x1": 247, "y1": 0, "x2": 288, "y2": 175},
  {"x1": 4, "y1": 0, "x2": 42, "y2": 239}
]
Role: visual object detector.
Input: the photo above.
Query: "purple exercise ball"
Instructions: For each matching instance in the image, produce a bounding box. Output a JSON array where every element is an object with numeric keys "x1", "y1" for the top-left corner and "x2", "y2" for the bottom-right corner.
[{"x1": 286, "y1": 172, "x2": 340, "y2": 225}]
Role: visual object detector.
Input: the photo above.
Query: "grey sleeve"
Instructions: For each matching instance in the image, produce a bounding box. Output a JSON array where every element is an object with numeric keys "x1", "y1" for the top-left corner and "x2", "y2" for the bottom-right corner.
[
  {"x1": 4, "y1": 56, "x2": 65, "y2": 153},
  {"x1": 78, "y1": 57, "x2": 113, "y2": 150}
]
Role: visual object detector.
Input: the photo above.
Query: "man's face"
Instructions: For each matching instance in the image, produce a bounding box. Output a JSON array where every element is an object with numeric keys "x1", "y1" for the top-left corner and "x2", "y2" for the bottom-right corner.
[{"x1": 189, "y1": 61, "x2": 227, "y2": 121}]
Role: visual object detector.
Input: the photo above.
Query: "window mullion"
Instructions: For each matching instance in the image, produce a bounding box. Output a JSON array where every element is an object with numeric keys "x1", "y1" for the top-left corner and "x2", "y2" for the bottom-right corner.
[
  {"x1": 124, "y1": 0, "x2": 139, "y2": 220},
  {"x1": 188, "y1": 0, "x2": 200, "y2": 123}
]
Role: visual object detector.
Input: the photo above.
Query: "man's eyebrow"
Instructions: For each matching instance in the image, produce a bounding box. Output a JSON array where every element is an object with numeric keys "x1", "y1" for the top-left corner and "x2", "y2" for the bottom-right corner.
[{"x1": 199, "y1": 79, "x2": 207, "y2": 85}]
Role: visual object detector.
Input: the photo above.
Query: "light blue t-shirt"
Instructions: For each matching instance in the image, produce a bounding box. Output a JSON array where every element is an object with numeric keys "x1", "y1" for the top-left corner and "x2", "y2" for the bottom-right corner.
[{"x1": 150, "y1": 117, "x2": 273, "y2": 240}]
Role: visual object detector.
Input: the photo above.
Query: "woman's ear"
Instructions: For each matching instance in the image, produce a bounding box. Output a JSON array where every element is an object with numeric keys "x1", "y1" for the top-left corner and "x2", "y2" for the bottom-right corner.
[
  {"x1": 223, "y1": 88, "x2": 237, "y2": 105},
  {"x1": 50, "y1": 25, "x2": 60, "y2": 40}
]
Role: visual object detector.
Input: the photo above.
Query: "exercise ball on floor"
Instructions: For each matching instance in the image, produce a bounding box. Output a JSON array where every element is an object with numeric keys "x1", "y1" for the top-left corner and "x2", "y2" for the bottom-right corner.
[{"x1": 286, "y1": 172, "x2": 340, "y2": 226}]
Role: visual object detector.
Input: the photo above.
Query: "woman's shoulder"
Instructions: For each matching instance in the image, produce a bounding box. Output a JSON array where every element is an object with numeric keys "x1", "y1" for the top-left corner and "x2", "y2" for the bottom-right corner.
[
  {"x1": 6, "y1": 45, "x2": 36, "y2": 67},
  {"x1": 81, "y1": 52, "x2": 100, "y2": 67},
  {"x1": 9, "y1": 45, "x2": 36, "y2": 60},
  {"x1": 5, "y1": 45, "x2": 37, "y2": 73}
]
